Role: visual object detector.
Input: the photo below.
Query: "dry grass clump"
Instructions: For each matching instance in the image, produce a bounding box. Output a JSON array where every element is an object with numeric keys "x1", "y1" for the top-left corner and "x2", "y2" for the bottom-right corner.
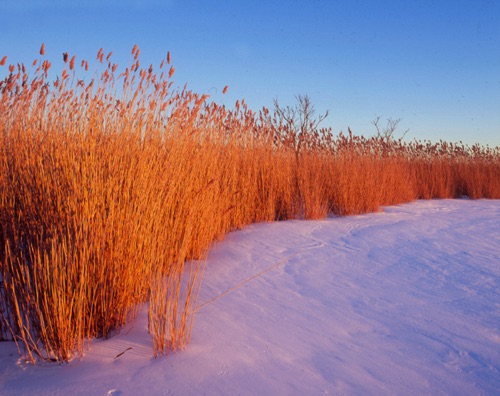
[{"x1": 1, "y1": 46, "x2": 499, "y2": 363}]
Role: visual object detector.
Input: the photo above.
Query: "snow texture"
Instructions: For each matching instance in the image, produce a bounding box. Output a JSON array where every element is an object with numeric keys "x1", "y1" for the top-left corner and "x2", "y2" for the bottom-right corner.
[{"x1": 0, "y1": 199, "x2": 499, "y2": 395}]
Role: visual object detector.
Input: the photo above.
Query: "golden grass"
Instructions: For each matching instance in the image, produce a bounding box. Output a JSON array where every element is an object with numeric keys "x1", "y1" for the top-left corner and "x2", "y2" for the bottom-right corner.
[{"x1": 1, "y1": 45, "x2": 499, "y2": 363}]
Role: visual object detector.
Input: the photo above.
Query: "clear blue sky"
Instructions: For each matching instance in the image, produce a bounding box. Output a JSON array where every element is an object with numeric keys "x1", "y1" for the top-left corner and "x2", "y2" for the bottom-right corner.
[{"x1": 2, "y1": 0, "x2": 499, "y2": 146}]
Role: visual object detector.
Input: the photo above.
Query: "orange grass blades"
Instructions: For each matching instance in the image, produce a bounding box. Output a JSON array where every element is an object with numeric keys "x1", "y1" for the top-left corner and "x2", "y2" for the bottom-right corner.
[{"x1": 1, "y1": 46, "x2": 500, "y2": 364}]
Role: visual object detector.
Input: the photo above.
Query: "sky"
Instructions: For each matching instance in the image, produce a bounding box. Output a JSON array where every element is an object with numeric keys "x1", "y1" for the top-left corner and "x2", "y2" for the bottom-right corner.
[{"x1": 1, "y1": 0, "x2": 499, "y2": 146}]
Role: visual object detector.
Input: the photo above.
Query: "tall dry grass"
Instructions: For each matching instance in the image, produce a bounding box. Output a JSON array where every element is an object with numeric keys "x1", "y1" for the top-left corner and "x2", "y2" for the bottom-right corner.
[{"x1": 1, "y1": 45, "x2": 499, "y2": 363}]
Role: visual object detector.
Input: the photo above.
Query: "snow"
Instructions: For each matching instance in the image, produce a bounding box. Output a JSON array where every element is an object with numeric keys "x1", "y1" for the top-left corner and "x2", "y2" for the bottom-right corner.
[{"x1": 1, "y1": 199, "x2": 499, "y2": 395}]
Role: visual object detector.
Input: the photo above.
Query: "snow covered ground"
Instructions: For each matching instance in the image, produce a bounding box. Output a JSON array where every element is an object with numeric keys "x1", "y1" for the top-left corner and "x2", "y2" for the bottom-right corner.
[{"x1": 1, "y1": 199, "x2": 499, "y2": 395}]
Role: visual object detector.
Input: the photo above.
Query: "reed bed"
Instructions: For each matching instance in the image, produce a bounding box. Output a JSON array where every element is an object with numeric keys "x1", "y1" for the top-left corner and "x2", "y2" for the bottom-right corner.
[{"x1": 1, "y1": 46, "x2": 499, "y2": 363}]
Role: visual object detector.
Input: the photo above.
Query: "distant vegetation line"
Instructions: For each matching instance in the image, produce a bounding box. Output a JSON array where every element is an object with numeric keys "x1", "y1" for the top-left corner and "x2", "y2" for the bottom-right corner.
[{"x1": 1, "y1": 45, "x2": 498, "y2": 363}]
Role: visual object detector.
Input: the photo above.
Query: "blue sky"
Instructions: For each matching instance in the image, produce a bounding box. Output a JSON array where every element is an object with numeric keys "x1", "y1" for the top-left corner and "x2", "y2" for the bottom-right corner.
[{"x1": 2, "y1": 0, "x2": 499, "y2": 146}]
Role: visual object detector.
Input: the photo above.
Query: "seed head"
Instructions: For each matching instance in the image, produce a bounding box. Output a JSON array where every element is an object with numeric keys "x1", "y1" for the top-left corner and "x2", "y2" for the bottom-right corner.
[{"x1": 168, "y1": 66, "x2": 175, "y2": 79}]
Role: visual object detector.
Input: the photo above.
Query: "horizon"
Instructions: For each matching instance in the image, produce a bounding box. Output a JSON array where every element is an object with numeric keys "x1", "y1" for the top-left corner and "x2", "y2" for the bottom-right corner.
[{"x1": 1, "y1": 0, "x2": 499, "y2": 147}]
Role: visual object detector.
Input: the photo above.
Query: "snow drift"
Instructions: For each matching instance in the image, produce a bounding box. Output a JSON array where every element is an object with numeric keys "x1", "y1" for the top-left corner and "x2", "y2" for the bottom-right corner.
[{"x1": 0, "y1": 199, "x2": 498, "y2": 395}]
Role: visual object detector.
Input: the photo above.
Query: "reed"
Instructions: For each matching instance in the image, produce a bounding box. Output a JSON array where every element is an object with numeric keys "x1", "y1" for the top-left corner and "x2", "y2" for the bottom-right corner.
[{"x1": 1, "y1": 45, "x2": 499, "y2": 363}]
